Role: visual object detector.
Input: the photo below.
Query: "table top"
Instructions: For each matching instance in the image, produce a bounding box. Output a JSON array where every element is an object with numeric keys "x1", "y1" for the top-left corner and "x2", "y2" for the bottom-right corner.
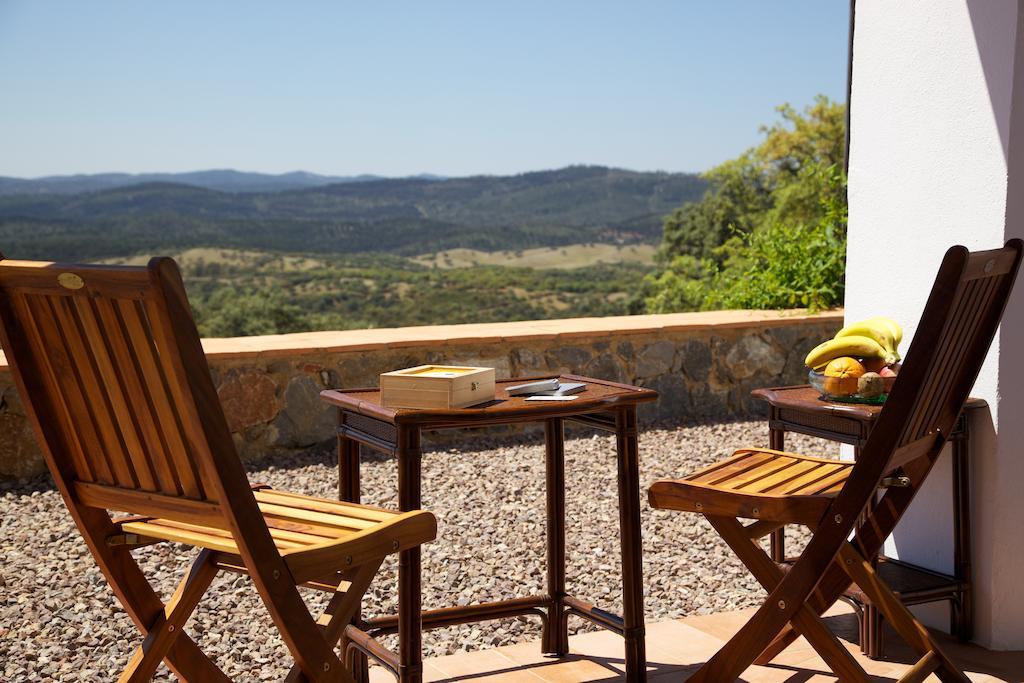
[
  {"x1": 751, "y1": 385, "x2": 987, "y2": 423},
  {"x1": 320, "y1": 374, "x2": 658, "y2": 427}
]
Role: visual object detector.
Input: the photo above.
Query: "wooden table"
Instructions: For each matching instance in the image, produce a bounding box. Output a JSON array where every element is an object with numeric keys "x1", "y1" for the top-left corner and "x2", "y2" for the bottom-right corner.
[
  {"x1": 751, "y1": 385, "x2": 986, "y2": 659},
  {"x1": 321, "y1": 375, "x2": 658, "y2": 683}
]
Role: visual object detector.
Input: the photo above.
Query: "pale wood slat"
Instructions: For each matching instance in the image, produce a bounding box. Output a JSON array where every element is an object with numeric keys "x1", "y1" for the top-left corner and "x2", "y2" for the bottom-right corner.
[
  {"x1": 262, "y1": 517, "x2": 346, "y2": 543},
  {"x1": 44, "y1": 295, "x2": 144, "y2": 489},
  {"x1": 119, "y1": 520, "x2": 242, "y2": 554},
  {"x1": 119, "y1": 492, "x2": 413, "y2": 554},
  {"x1": 140, "y1": 297, "x2": 214, "y2": 500},
  {"x1": 775, "y1": 462, "x2": 849, "y2": 495},
  {"x1": 75, "y1": 481, "x2": 225, "y2": 526},
  {"x1": 259, "y1": 514, "x2": 371, "y2": 540},
  {"x1": 724, "y1": 457, "x2": 804, "y2": 491},
  {"x1": 800, "y1": 467, "x2": 854, "y2": 495},
  {"x1": 33, "y1": 294, "x2": 139, "y2": 486},
  {"x1": 11, "y1": 292, "x2": 100, "y2": 483},
  {"x1": 257, "y1": 502, "x2": 377, "y2": 531},
  {"x1": 686, "y1": 451, "x2": 778, "y2": 485},
  {"x1": 143, "y1": 517, "x2": 328, "y2": 548},
  {"x1": 91, "y1": 297, "x2": 182, "y2": 496},
  {"x1": 741, "y1": 460, "x2": 822, "y2": 493},
  {"x1": 118, "y1": 298, "x2": 206, "y2": 500},
  {"x1": 253, "y1": 490, "x2": 395, "y2": 522},
  {"x1": 127, "y1": 518, "x2": 307, "y2": 550}
]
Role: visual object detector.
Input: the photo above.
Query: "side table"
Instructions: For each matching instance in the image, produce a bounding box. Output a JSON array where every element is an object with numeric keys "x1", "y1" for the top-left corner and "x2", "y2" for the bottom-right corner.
[
  {"x1": 752, "y1": 385, "x2": 985, "y2": 659},
  {"x1": 320, "y1": 374, "x2": 658, "y2": 683}
]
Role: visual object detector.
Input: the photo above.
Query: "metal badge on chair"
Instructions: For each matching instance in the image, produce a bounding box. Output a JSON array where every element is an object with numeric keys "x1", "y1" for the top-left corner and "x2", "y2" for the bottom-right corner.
[{"x1": 57, "y1": 273, "x2": 84, "y2": 290}]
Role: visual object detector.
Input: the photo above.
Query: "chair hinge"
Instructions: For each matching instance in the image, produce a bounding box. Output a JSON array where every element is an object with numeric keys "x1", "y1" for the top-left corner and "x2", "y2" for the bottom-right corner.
[
  {"x1": 106, "y1": 533, "x2": 142, "y2": 546},
  {"x1": 880, "y1": 475, "x2": 912, "y2": 488}
]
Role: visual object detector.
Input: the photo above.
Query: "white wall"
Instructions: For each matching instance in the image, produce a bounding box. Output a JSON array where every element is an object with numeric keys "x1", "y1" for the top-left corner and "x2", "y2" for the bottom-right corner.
[{"x1": 846, "y1": 0, "x2": 1024, "y2": 649}]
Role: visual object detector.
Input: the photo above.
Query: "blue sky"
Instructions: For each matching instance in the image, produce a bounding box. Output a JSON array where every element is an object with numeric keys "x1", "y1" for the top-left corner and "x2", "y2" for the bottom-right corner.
[{"x1": 0, "y1": 1, "x2": 849, "y2": 178}]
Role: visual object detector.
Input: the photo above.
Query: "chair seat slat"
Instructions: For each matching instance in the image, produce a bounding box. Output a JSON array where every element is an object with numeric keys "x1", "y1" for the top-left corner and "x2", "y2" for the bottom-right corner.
[
  {"x1": 686, "y1": 450, "x2": 777, "y2": 484},
  {"x1": 253, "y1": 489, "x2": 395, "y2": 521},
  {"x1": 117, "y1": 487, "x2": 423, "y2": 557},
  {"x1": 0, "y1": 255, "x2": 439, "y2": 680}
]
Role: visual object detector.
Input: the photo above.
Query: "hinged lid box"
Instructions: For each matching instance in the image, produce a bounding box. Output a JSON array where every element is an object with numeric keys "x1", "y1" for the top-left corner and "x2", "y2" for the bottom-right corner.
[{"x1": 379, "y1": 365, "x2": 496, "y2": 409}]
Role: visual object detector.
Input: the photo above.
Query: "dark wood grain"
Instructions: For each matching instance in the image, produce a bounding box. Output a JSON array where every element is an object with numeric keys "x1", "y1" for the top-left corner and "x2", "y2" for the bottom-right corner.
[
  {"x1": 324, "y1": 376, "x2": 657, "y2": 682},
  {"x1": 0, "y1": 254, "x2": 437, "y2": 682},
  {"x1": 651, "y1": 240, "x2": 1022, "y2": 683},
  {"x1": 321, "y1": 374, "x2": 657, "y2": 428}
]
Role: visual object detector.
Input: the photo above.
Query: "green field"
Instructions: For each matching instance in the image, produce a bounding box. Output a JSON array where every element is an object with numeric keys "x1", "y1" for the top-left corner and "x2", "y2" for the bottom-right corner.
[
  {"x1": 112, "y1": 247, "x2": 654, "y2": 337},
  {"x1": 411, "y1": 243, "x2": 657, "y2": 270}
]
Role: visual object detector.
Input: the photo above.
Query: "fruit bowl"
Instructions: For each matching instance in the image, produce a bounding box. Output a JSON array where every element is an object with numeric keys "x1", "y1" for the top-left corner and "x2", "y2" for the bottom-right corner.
[{"x1": 809, "y1": 369, "x2": 896, "y2": 405}]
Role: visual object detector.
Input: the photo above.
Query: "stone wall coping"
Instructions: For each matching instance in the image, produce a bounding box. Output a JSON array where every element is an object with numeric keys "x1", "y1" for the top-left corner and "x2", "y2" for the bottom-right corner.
[{"x1": 0, "y1": 309, "x2": 843, "y2": 368}]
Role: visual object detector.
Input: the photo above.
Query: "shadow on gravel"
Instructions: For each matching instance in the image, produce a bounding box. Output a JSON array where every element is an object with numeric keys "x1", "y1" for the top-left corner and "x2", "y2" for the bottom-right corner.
[{"x1": 0, "y1": 416, "x2": 761, "y2": 497}]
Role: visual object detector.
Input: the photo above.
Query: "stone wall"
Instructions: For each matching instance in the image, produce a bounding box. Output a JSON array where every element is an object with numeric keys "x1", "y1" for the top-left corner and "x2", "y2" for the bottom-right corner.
[{"x1": 0, "y1": 310, "x2": 842, "y2": 479}]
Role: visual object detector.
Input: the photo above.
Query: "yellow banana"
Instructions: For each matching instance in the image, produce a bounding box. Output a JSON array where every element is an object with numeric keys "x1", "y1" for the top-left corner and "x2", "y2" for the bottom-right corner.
[
  {"x1": 867, "y1": 316, "x2": 903, "y2": 346},
  {"x1": 804, "y1": 335, "x2": 888, "y2": 370},
  {"x1": 835, "y1": 320, "x2": 901, "y2": 363}
]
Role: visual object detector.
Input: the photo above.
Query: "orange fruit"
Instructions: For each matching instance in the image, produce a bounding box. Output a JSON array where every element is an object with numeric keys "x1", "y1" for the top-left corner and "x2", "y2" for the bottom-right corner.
[
  {"x1": 823, "y1": 357, "x2": 866, "y2": 396},
  {"x1": 824, "y1": 356, "x2": 866, "y2": 378}
]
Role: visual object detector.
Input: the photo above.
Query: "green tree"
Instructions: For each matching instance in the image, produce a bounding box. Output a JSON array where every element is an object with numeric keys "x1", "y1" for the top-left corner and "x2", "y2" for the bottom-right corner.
[
  {"x1": 658, "y1": 95, "x2": 845, "y2": 263},
  {"x1": 193, "y1": 288, "x2": 309, "y2": 337},
  {"x1": 648, "y1": 96, "x2": 847, "y2": 312}
]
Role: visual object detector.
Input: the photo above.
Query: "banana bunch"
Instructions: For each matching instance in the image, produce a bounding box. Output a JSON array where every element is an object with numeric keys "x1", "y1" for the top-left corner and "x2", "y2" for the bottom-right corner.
[{"x1": 804, "y1": 316, "x2": 903, "y2": 370}]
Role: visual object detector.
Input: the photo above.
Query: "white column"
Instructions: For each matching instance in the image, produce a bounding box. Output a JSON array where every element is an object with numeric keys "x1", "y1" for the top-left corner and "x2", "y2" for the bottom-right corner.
[{"x1": 845, "y1": 0, "x2": 1024, "y2": 648}]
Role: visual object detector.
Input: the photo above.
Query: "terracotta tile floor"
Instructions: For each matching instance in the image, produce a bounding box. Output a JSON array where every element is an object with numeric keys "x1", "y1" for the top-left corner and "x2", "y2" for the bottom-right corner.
[{"x1": 368, "y1": 603, "x2": 1023, "y2": 682}]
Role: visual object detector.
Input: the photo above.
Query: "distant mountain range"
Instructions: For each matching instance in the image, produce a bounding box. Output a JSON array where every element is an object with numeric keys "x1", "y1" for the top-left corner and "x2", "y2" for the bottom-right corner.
[
  {"x1": 0, "y1": 165, "x2": 707, "y2": 260},
  {"x1": 0, "y1": 169, "x2": 448, "y2": 196}
]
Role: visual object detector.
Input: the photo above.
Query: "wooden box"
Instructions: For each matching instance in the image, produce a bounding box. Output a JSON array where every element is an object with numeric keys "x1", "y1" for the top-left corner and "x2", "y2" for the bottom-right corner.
[{"x1": 379, "y1": 365, "x2": 496, "y2": 409}]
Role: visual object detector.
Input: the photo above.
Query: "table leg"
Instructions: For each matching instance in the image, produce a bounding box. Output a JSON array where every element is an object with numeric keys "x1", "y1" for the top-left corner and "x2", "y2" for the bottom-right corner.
[
  {"x1": 397, "y1": 426, "x2": 424, "y2": 683},
  {"x1": 952, "y1": 418, "x2": 973, "y2": 641},
  {"x1": 768, "y1": 425, "x2": 786, "y2": 562},
  {"x1": 337, "y1": 433, "x2": 369, "y2": 682},
  {"x1": 615, "y1": 407, "x2": 646, "y2": 682},
  {"x1": 542, "y1": 417, "x2": 569, "y2": 655},
  {"x1": 339, "y1": 433, "x2": 361, "y2": 503}
]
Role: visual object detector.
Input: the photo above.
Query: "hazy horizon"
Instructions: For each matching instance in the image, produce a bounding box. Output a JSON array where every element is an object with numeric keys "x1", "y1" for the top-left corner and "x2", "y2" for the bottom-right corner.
[{"x1": 1, "y1": 164, "x2": 695, "y2": 182}]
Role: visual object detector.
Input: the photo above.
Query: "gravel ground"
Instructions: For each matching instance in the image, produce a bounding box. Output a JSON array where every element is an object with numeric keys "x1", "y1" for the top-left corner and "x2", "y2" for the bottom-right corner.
[{"x1": 0, "y1": 419, "x2": 836, "y2": 681}]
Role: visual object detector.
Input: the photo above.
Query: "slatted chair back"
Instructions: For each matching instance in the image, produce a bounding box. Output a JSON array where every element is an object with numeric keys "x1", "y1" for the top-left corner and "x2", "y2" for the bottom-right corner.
[
  {"x1": 0, "y1": 256, "x2": 263, "y2": 534},
  {"x1": 846, "y1": 241, "x2": 1022, "y2": 496},
  {"x1": 654, "y1": 241, "x2": 1023, "y2": 683}
]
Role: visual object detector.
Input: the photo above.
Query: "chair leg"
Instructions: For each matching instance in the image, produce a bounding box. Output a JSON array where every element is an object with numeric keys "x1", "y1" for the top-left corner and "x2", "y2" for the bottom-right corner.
[
  {"x1": 758, "y1": 475, "x2": 930, "y2": 667},
  {"x1": 118, "y1": 550, "x2": 220, "y2": 683},
  {"x1": 752, "y1": 575, "x2": 839, "y2": 664},
  {"x1": 74, "y1": 508, "x2": 231, "y2": 682},
  {"x1": 838, "y1": 544, "x2": 970, "y2": 683},
  {"x1": 691, "y1": 516, "x2": 871, "y2": 682},
  {"x1": 285, "y1": 560, "x2": 384, "y2": 683},
  {"x1": 252, "y1": 569, "x2": 353, "y2": 683}
]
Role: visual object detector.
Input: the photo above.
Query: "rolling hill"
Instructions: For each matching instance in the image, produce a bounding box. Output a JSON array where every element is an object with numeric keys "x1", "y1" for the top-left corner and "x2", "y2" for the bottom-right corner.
[
  {"x1": 0, "y1": 165, "x2": 706, "y2": 260},
  {"x1": 0, "y1": 169, "x2": 391, "y2": 195}
]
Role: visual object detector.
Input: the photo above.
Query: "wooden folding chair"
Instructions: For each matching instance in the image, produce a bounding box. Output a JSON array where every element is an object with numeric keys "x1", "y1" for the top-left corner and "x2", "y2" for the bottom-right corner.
[
  {"x1": 0, "y1": 255, "x2": 437, "y2": 682},
  {"x1": 649, "y1": 240, "x2": 1022, "y2": 682}
]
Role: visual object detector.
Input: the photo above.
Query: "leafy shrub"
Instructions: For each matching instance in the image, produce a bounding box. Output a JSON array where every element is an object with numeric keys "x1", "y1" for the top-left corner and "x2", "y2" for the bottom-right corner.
[{"x1": 647, "y1": 96, "x2": 848, "y2": 313}]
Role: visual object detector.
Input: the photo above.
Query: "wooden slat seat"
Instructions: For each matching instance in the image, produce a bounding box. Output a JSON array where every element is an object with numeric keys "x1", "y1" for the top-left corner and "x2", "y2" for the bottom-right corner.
[
  {"x1": 0, "y1": 254, "x2": 439, "y2": 681},
  {"x1": 114, "y1": 488, "x2": 435, "y2": 584},
  {"x1": 649, "y1": 448, "x2": 853, "y2": 526},
  {"x1": 647, "y1": 241, "x2": 1023, "y2": 683}
]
